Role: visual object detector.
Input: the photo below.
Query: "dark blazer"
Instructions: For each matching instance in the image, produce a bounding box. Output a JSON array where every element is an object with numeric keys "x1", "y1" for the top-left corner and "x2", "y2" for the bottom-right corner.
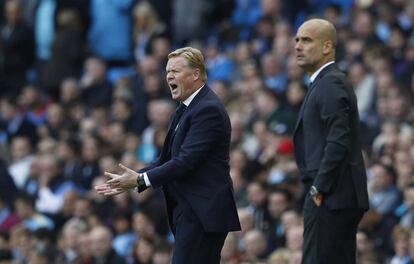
[
  {"x1": 0, "y1": 20, "x2": 34, "y2": 93},
  {"x1": 0, "y1": 159, "x2": 17, "y2": 207},
  {"x1": 141, "y1": 85, "x2": 241, "y2": 232},
  {"x1": 293, "y1": 63, "x2": 369, "y2": 210}
]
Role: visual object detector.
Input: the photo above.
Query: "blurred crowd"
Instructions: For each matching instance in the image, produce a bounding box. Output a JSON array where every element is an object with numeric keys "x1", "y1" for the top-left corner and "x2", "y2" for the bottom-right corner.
[{"x1": 1, "y1": 0, "x2": 414, "y2": 263}]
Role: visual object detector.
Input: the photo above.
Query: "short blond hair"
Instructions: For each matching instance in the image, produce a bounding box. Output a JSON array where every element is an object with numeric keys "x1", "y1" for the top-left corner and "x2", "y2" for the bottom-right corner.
[{"x1": 168, "y1": 47, "x2": 207, "y2": 82}]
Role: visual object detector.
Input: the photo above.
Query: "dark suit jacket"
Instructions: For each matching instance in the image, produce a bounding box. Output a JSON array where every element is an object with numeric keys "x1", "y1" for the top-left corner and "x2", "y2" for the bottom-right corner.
[
  {"x1": 293, "y1": 63, "x2": 369, "y2": 210},
  {"x1": 141, "y1": 85, "x2": 241, "y2": 232},
  {"x1": 0, "y1": 21, "x2": 34, "y2": 75},
  {"x1": 0, "y1": 159, "x2": 17, "y2": 207}
]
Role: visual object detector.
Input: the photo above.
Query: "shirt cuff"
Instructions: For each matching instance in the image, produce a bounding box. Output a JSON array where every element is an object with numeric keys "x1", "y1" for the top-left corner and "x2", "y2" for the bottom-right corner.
[{"x1": 143, "y1": 172, "x2": 151, "y2": 187}]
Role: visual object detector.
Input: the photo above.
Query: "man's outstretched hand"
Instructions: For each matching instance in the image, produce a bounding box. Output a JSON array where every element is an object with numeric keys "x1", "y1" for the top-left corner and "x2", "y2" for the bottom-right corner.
[{"x1": 95, "y1": 163, "x2": 138, "y2": 196}]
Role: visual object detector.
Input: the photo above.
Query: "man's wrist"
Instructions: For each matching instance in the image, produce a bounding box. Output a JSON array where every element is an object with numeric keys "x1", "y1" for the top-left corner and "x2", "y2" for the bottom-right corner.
[
  {"x1": 310, "y1": 186, "x2": 320, "y2": 197},
  {"x1": 134, "y1": 173, "x2": 151, "y2": 193},
  {"x1": 136, "y1": 173, "x2": 146, "y2": 188}
]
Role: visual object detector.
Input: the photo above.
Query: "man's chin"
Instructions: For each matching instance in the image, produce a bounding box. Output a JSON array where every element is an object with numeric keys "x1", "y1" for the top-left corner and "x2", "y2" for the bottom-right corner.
[
  {"x1": 296, "y1": 60, "x2": 305, "y2": 66},
  {"x1": 171, "y1": 93, "x2": 180, "y2": 101}
]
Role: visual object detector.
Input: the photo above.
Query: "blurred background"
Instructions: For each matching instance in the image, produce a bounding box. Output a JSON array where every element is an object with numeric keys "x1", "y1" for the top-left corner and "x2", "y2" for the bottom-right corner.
[{"x1": 0, "y1": 0, "x2": 414, "y2": 263}]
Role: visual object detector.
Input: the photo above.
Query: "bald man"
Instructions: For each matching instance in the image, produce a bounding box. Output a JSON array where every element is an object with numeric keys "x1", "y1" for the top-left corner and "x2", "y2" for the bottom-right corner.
[{"x1": 293, "y1": 19, "x2": 369, "y2": 264}]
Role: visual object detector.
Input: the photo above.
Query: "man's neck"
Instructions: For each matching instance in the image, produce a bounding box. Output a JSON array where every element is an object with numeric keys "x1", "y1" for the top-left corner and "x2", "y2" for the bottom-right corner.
[
  {"x1": 307, "y1": 56, "x2": 335, "y2": 75},
  {"x1": 182, "y1": 83, "x2": 205, "y2": 106},
  {"x1": 309, "y1": 61, "x2": 335, "y2": 82}
]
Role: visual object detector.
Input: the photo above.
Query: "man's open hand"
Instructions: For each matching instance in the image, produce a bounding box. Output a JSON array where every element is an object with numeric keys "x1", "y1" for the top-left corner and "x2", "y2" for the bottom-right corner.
[{"x1": 94, "y1": 163, "x2": 138, "y2": 196}]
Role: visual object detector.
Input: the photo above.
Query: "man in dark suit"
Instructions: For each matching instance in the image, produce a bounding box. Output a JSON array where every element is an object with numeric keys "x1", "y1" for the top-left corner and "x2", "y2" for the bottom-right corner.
[
  {"x1": 293, "y1": 19, "x2": 369, "y2": 264},
  {"x1": 95, "y1": 47, "x2": 241, "y2": 263},
  {"x1": 0, "y1": 0, "x2": 34, "y2": 95}
]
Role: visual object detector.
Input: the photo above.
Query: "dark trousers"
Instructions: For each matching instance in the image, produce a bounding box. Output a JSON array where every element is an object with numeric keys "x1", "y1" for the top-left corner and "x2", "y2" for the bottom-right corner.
[
  {"x1": 302, "y1": 194, "x2": 364, "y2": 264},
  {"x1": 170, "y1": 204, "x2": 228, "y2": 264}
]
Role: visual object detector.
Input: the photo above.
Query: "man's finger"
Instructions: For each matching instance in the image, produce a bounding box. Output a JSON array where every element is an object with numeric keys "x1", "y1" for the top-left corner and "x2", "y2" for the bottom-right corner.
[
  {"x1": 118, "y1": 163, "x2": 135, "y2": 174},
  {"x1": 312, "y1": 196, "x2": 321, "y2": 207},
  {"x1": 107, "y1": 180, "x2": 121, "y2": 189},
  {"x1": 107, "y1": 178, "x2": 118, "y2": 184},
  {"x1": 104, "y1": 171, "x2": 120, "y2": 179},
  {"x1": 103, "y1": 188, "x2": 124, "y2": 196},
  {"x1": 96, "y1": 186, "x2": 112, "y2": 194},
  {"x1": 95, "y1": 184, "x2": 111, "y2": 191}
]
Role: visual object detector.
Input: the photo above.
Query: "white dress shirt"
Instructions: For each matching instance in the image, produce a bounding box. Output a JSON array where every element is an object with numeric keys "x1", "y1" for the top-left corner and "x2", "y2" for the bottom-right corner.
[{"x1": 309, "y1": 61, "x2": 335, "y2": 83}]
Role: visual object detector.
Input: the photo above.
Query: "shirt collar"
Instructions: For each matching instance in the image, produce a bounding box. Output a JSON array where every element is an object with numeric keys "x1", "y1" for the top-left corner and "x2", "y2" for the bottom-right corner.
[
  {"x1": 310, "y1": 61, "x2": 335, "y2": 83},
  {"x1": 182, "y1": 84, "x2": 205, "y2": 106}
]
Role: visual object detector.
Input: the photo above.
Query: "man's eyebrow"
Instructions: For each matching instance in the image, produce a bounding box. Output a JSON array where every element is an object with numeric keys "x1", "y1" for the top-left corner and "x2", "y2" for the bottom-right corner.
[{"x1": 295, "y1": 36, "x2": 312, "y2": 41}]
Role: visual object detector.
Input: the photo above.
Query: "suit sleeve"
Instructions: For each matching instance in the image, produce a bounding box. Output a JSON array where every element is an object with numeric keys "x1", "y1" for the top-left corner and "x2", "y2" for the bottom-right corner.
[
  {"x1": 314, "y1": 75, "x2": 351, "y2": 194},
  {"x1": 138, "y1": 157, "x2": 161, "y2": 173},
  {"x1": 145, "y1": 104, "x2": 226, "y2": 188}
]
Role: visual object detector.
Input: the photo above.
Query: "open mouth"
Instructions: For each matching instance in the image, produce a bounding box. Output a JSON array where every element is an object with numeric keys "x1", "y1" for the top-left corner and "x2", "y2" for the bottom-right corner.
[{"x1": 170, "y1": 84, "x2": 178, "y2": 90}]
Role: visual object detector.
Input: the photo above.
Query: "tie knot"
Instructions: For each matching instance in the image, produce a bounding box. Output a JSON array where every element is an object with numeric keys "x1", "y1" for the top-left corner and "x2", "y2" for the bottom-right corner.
[{"x1": 176, "y1": 103, "x2": 186, "y2": 114}]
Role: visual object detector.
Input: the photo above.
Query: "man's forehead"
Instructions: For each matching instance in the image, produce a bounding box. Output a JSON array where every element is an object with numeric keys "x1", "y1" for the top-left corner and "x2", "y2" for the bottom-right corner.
[
  {"x1": 297, "y1": 29, "x2": 323, "y2": 44},
  {"x1": 167, "y1": 56, "x2": 184, "y2": 64},
  {"x1": 167, "y1": 56, "x2": 188, "y2": 68},
  {"x1": 298, "y1": 21, "x2": 334, "y2": 42},
  {"x1": 297, "y1": 23, "x2": 317, "y2": 36}
]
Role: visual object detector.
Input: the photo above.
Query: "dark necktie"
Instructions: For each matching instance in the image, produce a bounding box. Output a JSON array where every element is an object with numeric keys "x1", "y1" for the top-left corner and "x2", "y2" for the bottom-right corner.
[
  {"x1": 296, "y1": 81, "x2": 313, "y2": 124},
  {"x1": 165, "y1": 103, "x2": 186, "y2": 159},
  {"x1": 171, "y1": 103, "x2": 187, "y2": 132}
]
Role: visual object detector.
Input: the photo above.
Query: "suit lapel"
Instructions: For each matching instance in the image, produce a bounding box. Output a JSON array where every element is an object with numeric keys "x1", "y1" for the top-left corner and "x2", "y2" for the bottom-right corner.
[
  {"x1": 293, "y1": 63, "x2": 338, "y2": 135},
  {"x1": 173, "y1": 85, "x2": 210, "y2": 131},
  {"x1": 160, "y1": 117, "x2": 176, "y2": 161},
  {"x1": 185, "y1": 85, "x2": 210, "y2": 111},
  {"x1": 164, "y1": 105, "x2": 181, "y2": 146},
  {"x1": 293, "y1": 81, "x2": 315, "y2": 133},
  {"x1": 161, "y1": 85, "x2": 211, "y2": 160}
]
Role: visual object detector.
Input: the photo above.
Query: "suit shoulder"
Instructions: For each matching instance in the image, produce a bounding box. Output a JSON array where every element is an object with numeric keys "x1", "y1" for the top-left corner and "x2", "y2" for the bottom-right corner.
[
  {"x1": 193, "y1": 96, "x2": 229, "y2": 122},
  {"x1": 194, "y1": 100, "x2": 226, "y2": 117},
  {"x1": 198, "y1": 89, "x2": 226, "y2": 109},
  {"x1": 317, "y1": 71, "x2": 349, "y2": 92},
  {"x1": 321, "y1": 69, "x2": 346, "y2": 82},
  {"x1": 316, "y1": 73, "x2": 352, "y2": 104}
]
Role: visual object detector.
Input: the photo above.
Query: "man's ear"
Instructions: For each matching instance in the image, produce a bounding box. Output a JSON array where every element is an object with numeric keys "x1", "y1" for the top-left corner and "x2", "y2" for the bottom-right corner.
[
  {"x1": 193, "y1": 68, "x2": 201, "y2": 81},
  {"x1": 323, "y1": 40, "x2": 334, "y2": 55}
]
